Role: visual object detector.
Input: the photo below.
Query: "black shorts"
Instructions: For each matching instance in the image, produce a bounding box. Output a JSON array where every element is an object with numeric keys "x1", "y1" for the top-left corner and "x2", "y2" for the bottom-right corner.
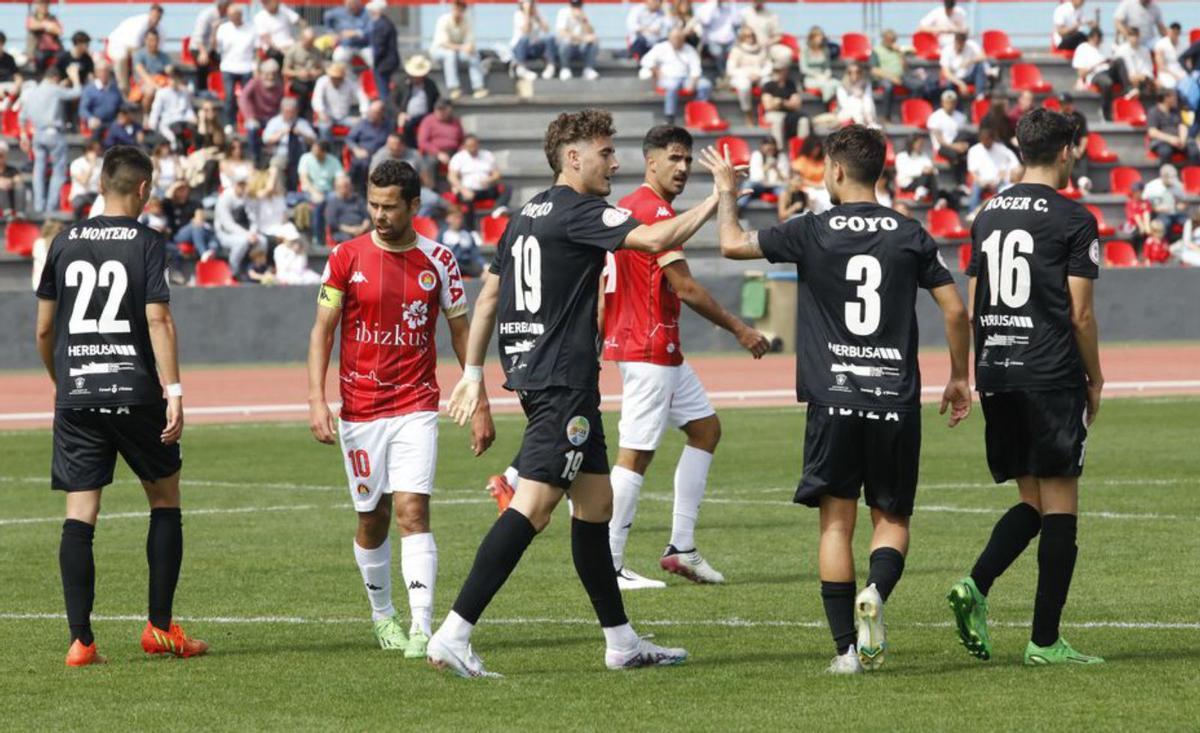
[
  {"x1": 52, "y1": 403, "x2": 182, "y2": 491},
  {"x1": 514, "y1": 387, "x2": 608, "y2": 490},
  {"x1": 795, "y1": 404, "x2": 921, "y2": 517},
  {"x1": 980, "y1": 388, "x2": 1088, "y2": 483}
]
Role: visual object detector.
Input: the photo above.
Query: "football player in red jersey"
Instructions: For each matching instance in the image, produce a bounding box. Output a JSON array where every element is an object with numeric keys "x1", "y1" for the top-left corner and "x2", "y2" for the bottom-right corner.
[
  {"x1": 307, "y1": 160, "x2": 495, "y2": 658},
  {"x1": 602, "y1": 125, "x2": 770, "y2": 588}
]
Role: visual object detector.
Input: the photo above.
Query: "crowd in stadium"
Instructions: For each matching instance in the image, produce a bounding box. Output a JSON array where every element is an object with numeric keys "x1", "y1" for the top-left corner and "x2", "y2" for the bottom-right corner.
[{"x1": 4, "y1": 0, "x2": 1200, "y2": 285}]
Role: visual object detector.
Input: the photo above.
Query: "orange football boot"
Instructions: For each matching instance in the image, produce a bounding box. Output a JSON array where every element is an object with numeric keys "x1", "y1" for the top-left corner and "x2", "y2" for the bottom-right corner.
[
  {"x1": 65, "y1": 639, "x2": 107, "y2": 667},
  {"x1": 486, "y1": 475, "x2": 514, "y2": 514},
  {"x1": 141, "y1": 621, "x2": 209, "y2": 658}
]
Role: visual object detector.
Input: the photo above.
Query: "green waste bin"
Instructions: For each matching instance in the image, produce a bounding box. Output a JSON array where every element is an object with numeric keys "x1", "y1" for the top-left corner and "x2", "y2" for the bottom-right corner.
[{"x1": 741, "y1": 270, "x2": 797, "y2": 353}]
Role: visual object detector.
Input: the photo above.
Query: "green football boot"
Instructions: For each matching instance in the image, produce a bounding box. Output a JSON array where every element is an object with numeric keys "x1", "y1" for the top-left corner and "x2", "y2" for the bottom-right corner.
[
  {"x1": 1024, "y1": 637, "x2": 1104, "y2": 666},
  {"x1": 947, "y1": 577, "x2": 992, "y2": 661},
  {"x1": 404, "y1": 627, "x2": 429, "y2": 659},
  {"x1": 373, "y1": 614, "x2": 409, "y2": 651}
]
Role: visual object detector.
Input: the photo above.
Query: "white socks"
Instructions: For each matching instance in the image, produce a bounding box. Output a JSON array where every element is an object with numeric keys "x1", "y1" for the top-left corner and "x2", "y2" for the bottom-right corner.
[
  {"x1": 670, "y1": 445, "x2": 713, "y2": 551},
  {"x1": 502, "y1": 465, "x2": 519, "y2": 487},
  {"x1": 438, "y1": 610, "x2": 474, "y2": 645},
  {"x1": 608, "y1": 466, "x2": 644, "y2": 570},
  {"x1": 353, "y1": 539, "x2": 396, "y2": 621},
  {"x1": 602, "y1": 622, "x2": 640, "y2": 652},
  {"x1": 401, "y1": 532, "x2": 437, "y2": 636}
]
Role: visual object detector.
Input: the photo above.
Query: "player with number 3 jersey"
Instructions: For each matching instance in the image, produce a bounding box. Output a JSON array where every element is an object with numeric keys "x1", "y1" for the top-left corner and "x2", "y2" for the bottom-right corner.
[{"x1": 702, "y1": 125, "x2": 972, "y2": 674}]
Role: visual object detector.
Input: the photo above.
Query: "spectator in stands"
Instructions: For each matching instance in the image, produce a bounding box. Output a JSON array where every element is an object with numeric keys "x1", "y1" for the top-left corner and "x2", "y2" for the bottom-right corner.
[
  {"x1": 283, "y1": 29, "x2": 324, "y2": 121},
  {"x1": 0, "y1": 141, "x2": 24, "y2": 217},
  {"x1": 918, "y1": 0, "x2": 968, "y2": 50},
  {"x1": 221, "y1": 137, "x2": 254, "y2": 187},
  {"x1": 439, "y1": 207, "x2": 485, "y2": 276},
  {"x1": 218, "y1": 4, "x2": 259, "y2": 128},
  {"x1": 326, "y1": 0, "x2": 372, "y2": 66},
  {"x1": 761, "y1": 62, "x2": 808, "y2": 147},
  {"x1": 149, "y1": 69, "x2": 198, "y2": 154},
  {"x1": 895, "y1": 135, "x2": 938, "y2": 201},
  {"x1": 67, "y1": 140, "x2": 103, "y2": 219},
  {"x1": 80, "y1": 62, "x2": 124, "y2": 140},
  {"x1": 31, "y1": 220, "x2": 64, "y2": 289},
  {"x1": 263, "y1": 96, "x2": 317, "y2": 189},
  {"x1": 298, "y1": 140, "x2": 342, "y2": 245},
  {"x1": 1057, "y1": 92, "x2": 1091, "y2": 188},
  {"x1": 927, "y1": 88, "x2": 970, "y2": 184},
  {"x1": 254, "y1": 0, "x2": 301, "y2": 64},
  {"x1": 697, "y1": 0, "x2": 737, "y2": 78},
  {"x1": 966, "y1": 125, "x2": 1021, "y2": 210},
  {"x1": 1052, "y1": 0, "x2": 1098, "y2": 53},
  {"x1": 396, "y1": 55, "x2": 440, "y2": 148},
  {"x1": 512, "y1": 0, "x2": 559, "y2": 81},
  {"x1": 1144, "y1": 163, "x2": 1188, "y2": 236},
  {"x1": 1114, "y1": 0, "x2": 1165, "y2": 49},
  {"x1": 191, "y1": 0, "x2": 231, "y2": 96},
  {"x1": 739, "y1": 135, "x2": 788, "y2": 210},
  {"x1": 1008, "y1": 90, "x2": 1035, "y2": 128},
  {"x1": 274, "y1": 237, "x2": 323, "y2": 284},
  {"x1": 371, "y1": 132, "x2": 419, "y2": 172},
  {"x1": 728, "y1": 26, "x2": 771, "y2": 127},
  {"x1": 108, "y1": 4, "x2": 164, "y2": 96},
  {"x1": 164, "y1": 181, "x2": 217, "y2": 270},
  {"x1": 181, "y1": 129, "x2": 224, "y2": 201},
  {"x1": 1073, "y1": 27, "x2": 1121, "y2": 119},
  {"x1": 940, "y1": 31, "x2": 988, "y2": 100},
  {"x1": 312, "y1": 63, "x2": 364, "y2": 142},
  {"x1": 19, "y1": 64, "x2": 80, "y2": 213},
  {"x1": 248, "y1": 165, "x2": 301, "y2": 247},
  {"x1": 431, "y1": 0, "x2": 488, "y2": 100},
  {"x1": 556, "y1": 0, "x2": 601, "y2": 81},
  {"x1": 836, "y1": 63, "x2": 878, "y2": 127},
  {"x1": 791, "y1": 136, "x2": 830, "y2": 212},
  {"x1": 1171, "y1": 207, "x2": 1200, "y2": 265},
  {"x1": 132, "y1": 29, "x2": 171, "y2": 113},
  {"x1": 214, "y1": 175, "x2": 261, "y2": 276},
  {"x1": 628, "y1": 0, "x2": 670, "y2": 60},
  {"x1": 871, "y1": 29, "x2": 926, "y2": 123},
  {"x1": 640, "y1": 28, "x2": 713, "y2": 125},
  {"x1": 151, "y1": 141, "x2": 183, "y2": 197},
  {"x1": 1114, "y1": 27, "x2": 1155, "y2": 97},
  {"x1": 1147, "y1": 89, "x2": 1199, "y2": 163},
  {"x1": 778, "y1": 171, "x2": 810, "y2": 221},
  {"x1": 0, "y1": 33, "x2": 18, "y2": 95},
  {"x1": 1154, "y1": 22, "x2": 1187, "y2": 90},
  {"x1": 979, "y1": 90, "x2": 1017, "y2": 149},
  {"x1": 740, "y1": 0, "x2": 792, "y2": 68},
  {"x1": 57, "y1": 32, "x2": 95, "y2": 87},
  {"x1": 25, "y1": 0, "x2": 64, "y2": 74},
  {"x1": 326, "y1": 173, "x2": 370, "y2": 243},
  {"x1": 669, "y1": 0, "x2": 702, "y2": 47},
  {"x1": 347, "y1": 99, "x2": 391, "y2": 190},
  {"x1": 240, "y1": 59, "x2": 285, "y2": 163},
  {"x1": 1141, "y1": 219, "x2": 1170, "y2": 262},
  {"x1": 800, "y1": 26, "x2": 838, "y2": 103},
  {"x1": 417, "y1": 99, "x2": 465, "y2": 179},
  {"x1": 448, "y1": 134, "x2": 512, "y2": 229},
  {"x1": 103, "y1": 103, "x2": 146, "y2": 149},
  {"x1": 367, "y1": 0, "x2": 400, "y2": 101},
  {"x1": 1123, "y1": 180, "x2": 1152, "y2": 249},
  {"x1": 196, "y1": 100, "x2": 224, "y2": 148}
]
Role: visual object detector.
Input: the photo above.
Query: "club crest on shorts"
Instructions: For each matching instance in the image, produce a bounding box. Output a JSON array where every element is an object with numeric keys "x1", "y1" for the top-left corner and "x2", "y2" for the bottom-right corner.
[
  {"x1": 418, "y1": 270, "x2": 437, "y2": 291},
  {"x1": 566, "y1": 415, "x2": 590, "y2": 446},
  {"x1": 356, "y1": 483, "x2": 370, "y2": 497}
]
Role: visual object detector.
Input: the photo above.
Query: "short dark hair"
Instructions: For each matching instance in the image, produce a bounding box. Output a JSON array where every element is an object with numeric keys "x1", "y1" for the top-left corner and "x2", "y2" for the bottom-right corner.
[
  {"x1": 145, "y1": 29, "x2": 159, "y2": 40},
  {"x1": 72, "y1": 31, "x2": 90, "y2": 45},
  {"x1": 313, "y1": 140, "x2": 329, "y2": 153},
  {"x1": 641, "y1": 125, "x2": 693, "y2": 158},
  {"x1": 1170, "y1": 22, "x2": 1182, "y2": 32},
  {"x1": 824, "y1": 125, "x2": 886, "y2": 184},
  {"x1": 544, "y1": 108, "x2": 616, "y2": 176},
  {"x1": 150, "y1": 3, "x2": 164, "y2": 13},
  {"x1": 1016, "y1": 108, "x2": 1079, "y2": 167},
  {"x1": 101, "y1": 145, "x2": 154, "y2": 196},
  {"x1": 368, "y1": 159, "x2": 421, "y2": 202},
  {"x1": 0, "y1": 32, "x2": 7, "y2": 44}
]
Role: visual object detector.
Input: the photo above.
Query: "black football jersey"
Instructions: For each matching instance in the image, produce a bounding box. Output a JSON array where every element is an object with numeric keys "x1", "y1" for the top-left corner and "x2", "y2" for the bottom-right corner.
[
  {"x1": 966, "y1": 182, "x2": 1100, "y2": 391},
  {"x1": 35, "y1": 216, "x2": 171, "y2": 408},
  {"x1": 759, "y1": 203, "x2": 954, "y2": 410},
  {"x1": 489, "y1": 185, "x2": 640, "y2": 392}
]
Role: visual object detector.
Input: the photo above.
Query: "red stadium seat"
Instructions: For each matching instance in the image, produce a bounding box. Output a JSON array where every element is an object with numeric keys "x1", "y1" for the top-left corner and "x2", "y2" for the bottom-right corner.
[
  {"x1": 1113, "y1": 97, "x2": 1147, "y2": 127},
  {"x1": 481, "y1": 214, "x2": 509, "y2": 247},
  {"x1": 1050, "y1": 42, "x2": 1074, "y2": 60},
  {"x1": 181, "y1": 36, "x2": 196, "y2": 66},
  {"x1": 788, "y1": 136, "x2": 805, "y2": 160},
  {"x1": 901, "y1": 98, "x2": 933, "y2": 128},
  {"x1": 1085, "y1": 205, "x2": 1115, "y2": 237},
  {"x1": 195, "y1": 258, "x2": 238, "y2": 287},
  {"x1": 3, "y1": 219, "x2": 39, "y2": 256},
  {"x1": 714, "y1": 135, "x2": 751, "y2": 167},
  {"x1": 1109, "y1": 166, "x2": 1143, "y2": 195},
  {"x1": 1010, "y1": 63, "x2": 1052, "y2": 93},
  {"x1": 912, "y1": 31, "x2": 940, "y2": 61},
  {"x1": 982, "y1": 30, "x2": 1021, "y2": 60},
  {"x1": 1191, "y1": 28, "x2": 1200, "y2": 45},
  {"x1": 971, "y1": 97, "x2": 990, "y2": 124},
  {"x1": 1086, "y1": 132, "x2": 1118, "y2": 163},
  {"x1": 176, "y1": 242, "x2": 196, "y2": 258},
  {"x1": 1057, "y1": 180, "x2": 1083, "y2": 199},
  {"x1": 1041, "y1": 96, "x2": 1061, "y2": 112},
  {"x1": 1181, "y1": 166, "x2": 1200, "y2": 194},
  {"x1": 412, "y1": 215, "x2": 438, "y2": 239},
  {"x1": 1, "y1": 106, "x2": 19, "y2": 138},
  {"x1": 928, "y1": 208, "x2": 969, "y2": 239},
  {"x1": 957, "y1": 243, "x2": 972, "y2": 272},
  {"x1": 683, "y1": 100, "x2": 729, "y2": 132},
  {"x1": 59, "y1": 182, "x2": 71, "y2": 212},
  {"x1": 208, "y1": 70, "x2": 225, "y2": 101},
  {"x1": 841, "y1": 32, "x2": 871, "y2": 62},
  {"x1": 1104, "y1": 240, "x2": 1138, "y2": 268},
  {"x1": 360, "y1": 71, "x2": 378, "y2": 101},
  {"x1": 779, "y1": 33, "x2": 800, "y2": 62},
  {"x1": 885, "y1": 138, "x2": 895, "y2": 167}
]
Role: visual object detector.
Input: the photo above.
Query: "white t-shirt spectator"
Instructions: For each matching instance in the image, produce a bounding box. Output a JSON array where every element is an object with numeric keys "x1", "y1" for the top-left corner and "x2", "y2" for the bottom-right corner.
[
  {"x1": 639, "y1": 41, "x2": 703, "y2": 83},
  {"x1": 312, "y1": 75, "x2": 365, "y2": 122},
  {"x1": 1115, "y1": 39, "x2": 1153, "y2": 78},
  {"x1": 1113, "y1": 0, "x2": 1163, "y2": 46},
  {"x1": 1154, "y1": 35, "x2": 1185, "y2": 85},
  {"x1": 967, "y1": 141, "x2": 1021, "y2": 187},
  {"x1": 68, "y1": 155, "x2": 102, "y2": 200},
  {"x1": 627, "y1": 4, "x2": 670, "y2": 44},
  {"x1": 449, "y1": 148, "x2": 498, "y2": 191},
  {"x1": 1072, "y1": 40, "x2": 1110, "y2": 86},
  {"x1": 748, "y1": 150, "x2": 788, "y2": 186},
  {"x1": 254, "y1": 5, "x2": 301, "y2": 51},
  {"x1": 555, "y1": 8, "x2": 591, "y2": 41},
  {"x1": 920, "y1": 4, "x2": 969, "y2": 47},
  {"x1": 895, "y1": 150, "x2": 934, "y2": 189},
  {"x1": 940, "y1": 39, "x2": 985, "y2": 79},
  {"x1": 218, "y1": 21, "x2": 259, "y2": 74},
  {"x1": 1052, "y1": 2, "x2": 1086, "y2": 47},
  {"x1": 1143, "y1": 175, "x2": 1182, "y2": 211},
  {"x1": 927, "y1": 107, "x2": 966, "y2": 153},
  {"x1": 697, "y1": 0, "x2": 738, "y2": 45},
  {"x1": 511, "y1": 6, "x2": 550, "y2": 47},
  {"x1": 109, "y1": 14, "x2": 152, "y2": 58}
]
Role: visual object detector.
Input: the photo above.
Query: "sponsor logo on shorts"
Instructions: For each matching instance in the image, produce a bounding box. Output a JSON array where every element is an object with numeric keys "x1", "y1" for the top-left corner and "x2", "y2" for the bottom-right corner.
[
  {"x1": 602, "y1": 207, "x2": 631, "y2": 228},
  {"x1": 417, "y1": 270, "x2": 437, "y2": 291},
  {"x1": 356, "y1": 483, "x2": 370, "y2": 496},
  {"x1": 566, "y1": 415, "x2": 590, "y2": 446},
  {"x1": 74, "y1": 377, "x2": 85, "y2": 389}
]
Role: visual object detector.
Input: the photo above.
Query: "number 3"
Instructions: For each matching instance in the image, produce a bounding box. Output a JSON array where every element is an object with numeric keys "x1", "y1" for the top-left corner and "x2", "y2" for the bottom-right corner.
[{"x1": 844, "y1": 255, "x2": 882, "y2": 336}]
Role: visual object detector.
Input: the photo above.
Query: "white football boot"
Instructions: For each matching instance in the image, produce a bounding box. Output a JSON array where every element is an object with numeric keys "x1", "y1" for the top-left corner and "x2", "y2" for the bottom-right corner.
[
  {"x1": 659, "y1": 546, "x2": 726, "y2": 584},
  {"x1": 826, "y1": 645, "x2": 865, "y2": 675},
  {"x1": 854, "y1": 583, "x2": 887, "y2": 671},
  {"x1": 616, "y1": 566, "x2": 667, "y2": 590},
  {"x1": 606, "y1": 638, "x2": 688, "y2": 670},
  {"x1": 426, "y1": 632, "x2": 501, "y2": 679}
]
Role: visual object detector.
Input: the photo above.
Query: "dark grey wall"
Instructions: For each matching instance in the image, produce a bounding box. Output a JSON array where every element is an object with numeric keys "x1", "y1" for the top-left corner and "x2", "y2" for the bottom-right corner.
[{"x1": 0, "y1": 268, "x2": 1195, "y2": 370}]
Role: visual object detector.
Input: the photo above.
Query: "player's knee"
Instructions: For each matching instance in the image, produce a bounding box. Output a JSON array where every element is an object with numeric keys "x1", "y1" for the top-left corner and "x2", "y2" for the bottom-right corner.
[
  {"x1": 685, "y1": 415, "x2": 721, "y2": 452},
  {"x1": 393, "y1": 500, "x2": 430, "y2": 535},
  {"x1": 357, "y1": 507, "x2": 391, "y2": 543}
]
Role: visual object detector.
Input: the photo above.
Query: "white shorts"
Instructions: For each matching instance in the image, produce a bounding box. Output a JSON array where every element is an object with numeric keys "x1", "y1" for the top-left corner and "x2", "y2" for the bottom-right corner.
[
  {"x1": 338, "y1": 411, "x2": 438, "y2": 512},
  {"x1": 617, "y1": 361, "x2": 716, "y2": 451}
]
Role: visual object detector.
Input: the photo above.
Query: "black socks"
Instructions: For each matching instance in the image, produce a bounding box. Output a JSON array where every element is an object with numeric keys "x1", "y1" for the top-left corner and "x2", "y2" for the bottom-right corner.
[
  {"x1": 60, "y1": 519, "x2": 96, "y2": 646},
  {"x1": 147, "y1": 508, "x2": 183, "y2": 631},
  {"x1": 1032, "y1": 513, "x2": 1078, "y2": 647},
  {"x1": 866, "y1": 547, "x2": 906, "y2": 602},
  {"x1": 820, "y1": 581, "x2": 857, "y2": 654},
  {"x1": 970, "y1": 502, "x2": 1042, "y2": 596},
  {"x1": 571, "y1": 518, "x2": 629, "y2": 628},
  {"x1": 451, "y1": 508, "x2": 538, "y2": 624}
]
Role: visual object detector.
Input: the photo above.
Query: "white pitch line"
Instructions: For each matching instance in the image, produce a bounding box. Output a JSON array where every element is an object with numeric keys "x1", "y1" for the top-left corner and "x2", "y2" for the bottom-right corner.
[
  {"x1": 0, "y1": 504, "x2": 326, "y2": 527},
  {"x1": 0, "y1": 612, "x2": 1195, "y2": 631}
]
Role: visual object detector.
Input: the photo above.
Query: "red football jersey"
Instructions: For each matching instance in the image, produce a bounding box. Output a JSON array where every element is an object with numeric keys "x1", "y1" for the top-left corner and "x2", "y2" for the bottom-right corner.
[
  {"x1": 321, "y1": 232, "x2": 467, "y2": 421},
  {"x1": 603, "y1": 185, "x2": 686, "y2": 366}
]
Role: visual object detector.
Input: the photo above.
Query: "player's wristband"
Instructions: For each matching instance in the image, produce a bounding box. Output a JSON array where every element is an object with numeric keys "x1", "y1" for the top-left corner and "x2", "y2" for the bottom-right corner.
[
  {"x1": 166, "y1": 383, "x2": 183, "y2": 398},
  {"x1": 463, "y1": 366, "x2": 483, "y2": 383}
]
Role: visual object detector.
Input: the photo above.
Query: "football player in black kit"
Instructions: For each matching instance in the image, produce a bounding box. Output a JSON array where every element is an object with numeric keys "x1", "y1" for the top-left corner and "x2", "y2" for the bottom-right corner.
[
  {"x1": 701, "y1": 125, "x2": 972, "y2": 674},
  {"x1": 427, "y1": 109, "x2": 720, "y2": 678},
  {"x1": 948, "y1": 108, "x2": 1105, "y2": 667},
  {"x1": 35, "y1": 145, "x2": 208, "y2": 666}
]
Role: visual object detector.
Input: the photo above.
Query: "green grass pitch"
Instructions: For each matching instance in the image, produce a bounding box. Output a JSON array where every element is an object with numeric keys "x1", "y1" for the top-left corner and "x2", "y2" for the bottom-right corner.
[{"x1": 1, "y1": 397, "x2": 1197, "y2": 731}]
